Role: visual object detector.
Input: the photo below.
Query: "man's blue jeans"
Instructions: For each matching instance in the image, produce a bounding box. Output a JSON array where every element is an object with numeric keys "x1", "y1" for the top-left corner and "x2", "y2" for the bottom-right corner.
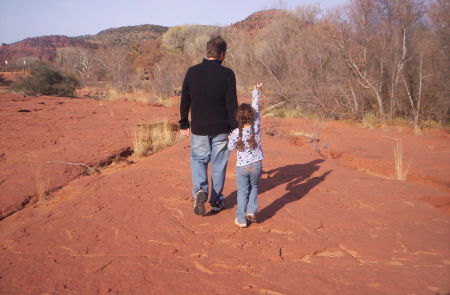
[
  {"x1": 190, "y1": 133, "x2": 229, "y2": 204},
  {"x1": 236, "y1": 160, "x2": 262, "y2": 223}
]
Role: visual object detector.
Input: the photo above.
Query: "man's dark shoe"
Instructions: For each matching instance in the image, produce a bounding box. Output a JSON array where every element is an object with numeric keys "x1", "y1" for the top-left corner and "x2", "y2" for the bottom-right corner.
[
  {"x1": 211, "y1": 198, "x2": 225, "y2": 214},
  {"x1": 193, "y1": 190, "x2": 207, "y2": 215}
]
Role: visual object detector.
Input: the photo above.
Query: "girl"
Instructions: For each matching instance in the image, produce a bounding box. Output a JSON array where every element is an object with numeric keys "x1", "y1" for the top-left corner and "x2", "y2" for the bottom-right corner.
[{"x1": 228, "y1": 83, "x2": 264, "y2": 228}]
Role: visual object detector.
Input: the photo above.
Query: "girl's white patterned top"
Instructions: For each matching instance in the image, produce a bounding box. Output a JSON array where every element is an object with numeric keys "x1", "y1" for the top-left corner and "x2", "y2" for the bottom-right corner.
[{"x1": 228, "y1": 89, "x2": 264, "y2": 166}]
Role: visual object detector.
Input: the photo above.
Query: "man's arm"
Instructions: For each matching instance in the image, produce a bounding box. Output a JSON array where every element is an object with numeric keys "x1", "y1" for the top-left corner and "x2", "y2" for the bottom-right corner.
[
  {"x1": 225, "y1": 70, "x2": 239, "y2": 130},
  {"x1": 179, "y1": 69, "x2": 191, "y2": 135}
]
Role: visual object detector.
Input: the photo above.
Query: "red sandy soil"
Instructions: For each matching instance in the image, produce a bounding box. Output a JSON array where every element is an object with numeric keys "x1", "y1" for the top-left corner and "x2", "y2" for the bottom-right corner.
[
  {"x1": 0, "y1": 93, "x2": 449, "y2": 294},
  {"x1": 0, "y1": 93, "x2": 177, "y2": 219},
  {"x1": 264, "y1": 117, "x2": 450, "y2": 214}
]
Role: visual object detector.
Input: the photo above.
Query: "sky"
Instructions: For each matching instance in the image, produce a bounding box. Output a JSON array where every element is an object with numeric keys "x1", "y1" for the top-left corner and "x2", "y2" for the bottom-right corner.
[{"x1": 0, "y1": 0, "x2": 348, "y2": 44}]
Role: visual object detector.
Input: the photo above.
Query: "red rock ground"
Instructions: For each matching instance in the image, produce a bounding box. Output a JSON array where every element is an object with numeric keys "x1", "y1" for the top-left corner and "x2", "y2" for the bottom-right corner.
[
  {"x1": 0, "y1": 93, "x2": 449, "y2": 294},
  {"x1": 0, "y1": 93, "x2": 177, "y2": 219},
  {"x1": 266, "y1": 117, "x2": 450, "y2": 214}
]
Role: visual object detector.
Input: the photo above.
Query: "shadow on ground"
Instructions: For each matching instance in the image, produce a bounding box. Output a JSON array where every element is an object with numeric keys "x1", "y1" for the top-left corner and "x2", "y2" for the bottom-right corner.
[{"x1": 223, "y1": 159, "x2": 332, "y2": 223}]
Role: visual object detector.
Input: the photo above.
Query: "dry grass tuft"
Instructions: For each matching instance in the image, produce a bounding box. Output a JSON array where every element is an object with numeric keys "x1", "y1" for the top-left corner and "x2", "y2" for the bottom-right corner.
[
  {"x1": 132, "y1": 124, "x2": 151, "y2": 157},
  {"x1": 311, "y1": 112, "x2": 326, "y2": 152},
  {"x1": 150, "y1": 120, "x2": 176, "y2": 152},
  {"x1": 289, "y1": 112, "x2": 328, "y2": 153},
  {"x1": 154, "y1": 96, "x2": 178, "y2": 107},
  {"x1": 262, "y1": 105, "x2": 303, "y2": 119},
  {"x1": 29, "y1": 160, "x2": 50, "y2": 200},
  {"x1": 421, "y1": 119, "x2": 446, "y2": 130},
  {"x1": 132, "y1": 120, "x2": 179, "y2": 157},
  {"x1": 362, "y1": 112, "x2": 379, "y2": 129},
  {"x1": 414, "y1": 126, "x2": 422, "y2": 136},
  {"x1": 394, "y1": 140, "x2": 410, "y2": 181}
]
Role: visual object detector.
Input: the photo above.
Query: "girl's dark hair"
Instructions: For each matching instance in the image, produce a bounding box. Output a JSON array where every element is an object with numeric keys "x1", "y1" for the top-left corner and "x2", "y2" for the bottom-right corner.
[{"x1": 236, "y1": 103, "x2": 257, "y2": 152}]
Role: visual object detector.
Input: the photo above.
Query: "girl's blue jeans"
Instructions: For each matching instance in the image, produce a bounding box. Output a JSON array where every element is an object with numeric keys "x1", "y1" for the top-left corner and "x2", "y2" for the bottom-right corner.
[
  {"x1": 236, "y1": 160, "x2": 262, "y2": 223},
  {"x1": 190, "y1": 133, "x2": 229, "y2": 204}
]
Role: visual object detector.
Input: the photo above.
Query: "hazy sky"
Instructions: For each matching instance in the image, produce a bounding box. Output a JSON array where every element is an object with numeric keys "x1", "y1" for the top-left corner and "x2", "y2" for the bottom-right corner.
[{"x1": 0, "y1": 0, "x2": 347, "y2": 44}]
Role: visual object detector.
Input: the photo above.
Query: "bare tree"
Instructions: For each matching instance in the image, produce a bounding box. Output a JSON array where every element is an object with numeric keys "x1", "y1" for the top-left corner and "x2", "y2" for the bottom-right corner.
[
  {"x1": 72, "y1": 48, "x2": 97, "y2": 83},
  {"x1": 150, "y1": 53, "x2": 189, "y2": 98},
  {"x1": 332, "y1": 0, "x2": 387, "y2": 119},
  {"x1": 97, "y1": 44, "x2": 132, "y2": 94},
  {"x1": 403, "y1": 53, "x2": 428, "y2": 132}
]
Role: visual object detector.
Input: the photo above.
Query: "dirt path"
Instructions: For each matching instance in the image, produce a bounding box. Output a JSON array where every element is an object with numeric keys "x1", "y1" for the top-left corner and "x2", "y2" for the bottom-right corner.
[{"x1": 1, "y1": 133, "x2": 449, "y2": 294}]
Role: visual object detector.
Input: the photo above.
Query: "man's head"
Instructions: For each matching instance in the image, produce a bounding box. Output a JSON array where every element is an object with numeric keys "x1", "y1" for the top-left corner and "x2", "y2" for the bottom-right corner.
[{"x1": 206, "y1": 35, "x2": 227, "y2": 61}]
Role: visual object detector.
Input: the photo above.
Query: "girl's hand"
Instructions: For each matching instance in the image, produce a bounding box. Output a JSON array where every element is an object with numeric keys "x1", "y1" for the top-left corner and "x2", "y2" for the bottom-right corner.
[{"x1": 254, "y1": 83, "x2": 263, "y2": 91}]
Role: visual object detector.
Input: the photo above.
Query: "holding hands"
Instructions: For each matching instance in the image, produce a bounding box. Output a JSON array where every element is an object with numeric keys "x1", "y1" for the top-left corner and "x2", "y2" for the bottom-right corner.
[{"x1": 180, "y1": 128, "x2": 190, "y2": 137}]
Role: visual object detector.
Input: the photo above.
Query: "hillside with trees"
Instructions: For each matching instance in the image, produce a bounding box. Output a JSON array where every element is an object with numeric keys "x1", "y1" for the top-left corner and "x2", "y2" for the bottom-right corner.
[
  {"x1": 79, "y1": 24, "x2": 169, "y2": 46},
  {"x1": 230, "y1": 9, "x2": 289, "y2": 33},
  {"x1": 0, "y1": 35, "x2": 95, "y2": 62},
  {"x1": 2, "y1": 1, "x2": 449, "y2": 129},
  {"x1": 0, "y1": 24, "x2": 167, "y2": 62}
]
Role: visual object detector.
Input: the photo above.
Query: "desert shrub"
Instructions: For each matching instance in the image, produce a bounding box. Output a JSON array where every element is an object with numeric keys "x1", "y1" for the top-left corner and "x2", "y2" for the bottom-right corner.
[
  {"x1": 51, "y1": 76, "x2": 79, "y2": 97},
  {"x1": 13, "y1": 61, "x2": 79, "y2": 97},
  {"x1": 0, "y1": 74, "x2": 9, "y2": 86}
]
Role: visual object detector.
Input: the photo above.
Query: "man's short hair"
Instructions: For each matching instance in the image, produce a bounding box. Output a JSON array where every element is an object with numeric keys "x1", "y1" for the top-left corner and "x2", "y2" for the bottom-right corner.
[{"x1": 206, "y1": 36, "x2": 227, "y2": 59}]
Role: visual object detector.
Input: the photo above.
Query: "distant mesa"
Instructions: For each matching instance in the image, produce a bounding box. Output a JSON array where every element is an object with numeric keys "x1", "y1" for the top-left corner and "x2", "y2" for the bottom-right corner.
[
  {"x1": 95, "y1": 24, "x2": 168, "y2": 36},
  {"x1": 77, "y1": 24, "x2": 169, "y2": 45},
  {"x1": 13, "y1": 35, "x2": 93, "y2": 48},
  {"x1": 0, "y1": 10, "x2": 284, "y2": 62},
  {"x1": 230, "y1": 9, "x2": 288, "y2": 33},
  {"x1": 1, "y1": 35, "x2": 96, "y2": 62},
  {"x1": 0, "y1": 24, "x2": 168, "y2": 62}
]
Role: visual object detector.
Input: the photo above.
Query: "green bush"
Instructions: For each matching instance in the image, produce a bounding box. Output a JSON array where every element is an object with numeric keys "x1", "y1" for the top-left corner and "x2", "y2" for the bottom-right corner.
[{"x1": 13, "y1": 61, "x2": 79, "y2": 97}]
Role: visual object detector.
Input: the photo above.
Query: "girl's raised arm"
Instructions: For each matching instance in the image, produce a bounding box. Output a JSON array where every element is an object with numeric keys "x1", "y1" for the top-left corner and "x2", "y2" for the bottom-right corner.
[{"x1": 252, "y1": 83, "x2": 262, "y2": 129}]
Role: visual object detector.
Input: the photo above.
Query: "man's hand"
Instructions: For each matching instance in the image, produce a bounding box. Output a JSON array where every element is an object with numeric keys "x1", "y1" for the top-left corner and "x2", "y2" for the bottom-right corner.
[
  {"x1": 254, "y1": 82, "x2": 263, "y2": 91},
  {"x1": 180, "y1": 128, "x2": 190, "y2": 137}
]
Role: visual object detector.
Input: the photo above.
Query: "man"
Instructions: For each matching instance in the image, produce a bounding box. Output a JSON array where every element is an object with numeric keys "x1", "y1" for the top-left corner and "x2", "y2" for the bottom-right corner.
[{"x1": 179, "y1": 35, "x2": 238, "y2": 216}]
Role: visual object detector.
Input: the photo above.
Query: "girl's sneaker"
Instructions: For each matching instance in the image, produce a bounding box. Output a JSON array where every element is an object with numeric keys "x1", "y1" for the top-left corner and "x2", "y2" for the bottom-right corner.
[
  {"x1": 234, "y1": 218, "x2": 247, "y2": 228},
  {"x1": 246, "y1": 213, "x2": 256, "y2": 224}
]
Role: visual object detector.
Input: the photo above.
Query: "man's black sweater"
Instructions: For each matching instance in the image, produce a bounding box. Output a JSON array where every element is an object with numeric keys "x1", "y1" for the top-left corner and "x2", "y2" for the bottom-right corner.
[{"x1": 179, "y1": 59, "x2": 238, "y2": 136}]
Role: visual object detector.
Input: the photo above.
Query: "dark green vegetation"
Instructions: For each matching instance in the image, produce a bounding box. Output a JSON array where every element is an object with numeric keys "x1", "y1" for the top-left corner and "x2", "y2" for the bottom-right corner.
[{"x1": 13, "y1": 62, "x2": 79, "y2": 97}]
